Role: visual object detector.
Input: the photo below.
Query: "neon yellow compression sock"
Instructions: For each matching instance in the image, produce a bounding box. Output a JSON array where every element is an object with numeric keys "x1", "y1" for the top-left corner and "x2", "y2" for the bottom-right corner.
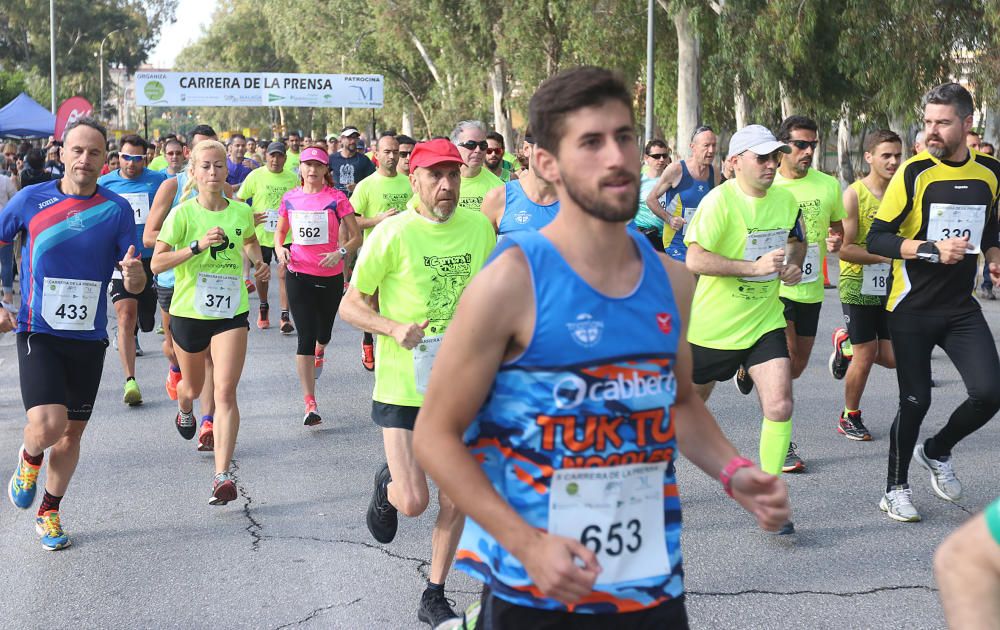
[{"x1": 759, "y1": 417, "x2": 792, "y2": 476}]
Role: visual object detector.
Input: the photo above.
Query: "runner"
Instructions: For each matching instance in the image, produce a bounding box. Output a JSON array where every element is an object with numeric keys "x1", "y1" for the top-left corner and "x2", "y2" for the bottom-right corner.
[
  {"x1": 396, "y1": 135, "x2": 416, "y2": 176},
  {"x1": 350, "y1": 134, "x2": 413, "y2": 371},
  {"x1": 285, "y1": 132, "x2": 303, "y2": 173},
  {"x1": 152, "y1": 139, "x2": 269, "y2": 505},
  {"x1": 2, "y1": 117, "x2": 145, "y2": 550},
  {"x1": 414, "y1": 66, "x2": 790, "y2": 627},
  {"x1": 481, "y1": 130, "x2": 559, "y2": 235},
  {"x1": 484, "y1": 131, "x2": 513, "y2": 182},
  {"x1": 339, "y1": 138, "x2": 496, "y2": 627},
  {"x1": 935, "y1": 497, "x2": 1000, "y2": 627},
  {"x1": 236, "y1": 142, "x2": 299, "y2": 331},
  {"x1": 684, "y1": 124, "x2": 805, "y2": 533},
  {"x1": 451, "y1": 120, "x2": 504, "y2": 212},
  {"x1": 226, "y1": 134, "x2": 253, "y2": 186},
  {"x1": 770, "y1": 115, "x2": 845, "y2": 472},
  {"x1": 274, "y1": 147, "x2": 361, "y2": 425},
  {"x1": 329, "y1": 127, "x2": 376, "y2": 195},
  {"x1": 829, "y1": 130, "x2": 900, "y2": 441},
  {"x1": 98, "y1": 134, "x2": 168, "y2": 406},
  {"x1": 645, "y1": 125, "x2": 717, "y2": 261},
  {"x1": 867, "y1": 82, "x2": 1000, "y2": 523},
  {"x1": 913, "y1": 131, "x2": 926, "y2": 154},
  {"x1": 147, "y1": 139, "x2": 169, "y2": 172},
  {"x1": 633, "y1": 138, "x2": 671, "y2": 249}
]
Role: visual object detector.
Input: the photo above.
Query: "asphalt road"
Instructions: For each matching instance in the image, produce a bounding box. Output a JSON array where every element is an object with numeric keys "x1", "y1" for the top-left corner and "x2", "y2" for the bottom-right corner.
[{"x1": 1, "y1": 262, "x2": 996, "y2": 629}]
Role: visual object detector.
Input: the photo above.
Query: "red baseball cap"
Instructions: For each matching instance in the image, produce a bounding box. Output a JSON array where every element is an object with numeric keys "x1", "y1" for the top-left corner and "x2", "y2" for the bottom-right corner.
[
  {"x1": 300, "y1": 147, "x2": 328, "y2": 165},
  {"x1": 409, "y1": 138, "x2": 464, "y2": 170}
]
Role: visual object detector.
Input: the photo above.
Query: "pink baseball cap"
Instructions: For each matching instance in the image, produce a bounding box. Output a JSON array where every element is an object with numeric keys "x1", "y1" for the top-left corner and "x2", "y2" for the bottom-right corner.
[{"x1": 299, "y1": 146, "x2": 328, "y2": 165}]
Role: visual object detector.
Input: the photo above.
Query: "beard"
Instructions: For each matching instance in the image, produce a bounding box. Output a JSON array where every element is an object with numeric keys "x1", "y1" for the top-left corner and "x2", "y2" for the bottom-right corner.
[
  {"x1": 561, "y1": 168, "x2": 638, "y2": 223},
  {"x1": 428, "y1": 201, "x2": 456, "y2": 222},
  {"x1": 926, "y1": 135, "x2": 958, "y2": 160}
]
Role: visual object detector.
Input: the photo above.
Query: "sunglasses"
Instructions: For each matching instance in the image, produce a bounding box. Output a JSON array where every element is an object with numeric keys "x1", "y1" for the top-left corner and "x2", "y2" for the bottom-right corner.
[
  {"x1": 485, "y1": 147, "x2": 504, "y2": 155},
  {"x1": 789, "y1": 140, "x2": 818, "y2": 150},
  {"x1": 647, "y1": 153, "x2": 669, "y2": 160},
  {"x1": 745, "y1": 151, "x2": 782, "y2": 165},
  {"x1": 399, "y1": 151, "x2": 411, "y2": 158},
  {"x1": 456, "y1": 140, "x2": 488, "y2": 151},
  {"x1": 120, "y1": 153, "x2": 145, "y2": 162}
]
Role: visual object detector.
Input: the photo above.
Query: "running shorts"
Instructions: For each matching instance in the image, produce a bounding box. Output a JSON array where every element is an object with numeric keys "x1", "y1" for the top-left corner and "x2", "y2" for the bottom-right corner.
[
  {"x1": 476, "y1": 588, "x2": 688, "y2": 629},
  {"x1": 155, "y1": 284, "x2": 174, "y2": 312},
  {"x1": 690, "y1": 328, "x2": 788, "y2": 385},
  {"x1": 372, "y1": 401, "x2": 419, "y2": 431},
  {"x1": 17, "y1": 332, "x2": 108, "y2": 421},
  {"x1": 841, "y1": 303, "x2": 890, "y2": 345},
  {"x1": 780, "y1": 297, "x2": 822, "y2": 337},
  {"x1": 261, "y1": 245, "x2": 274, "y2": 266},
  {"x1": 169, "y1": 312, "x2": 249, "y2": 354}
]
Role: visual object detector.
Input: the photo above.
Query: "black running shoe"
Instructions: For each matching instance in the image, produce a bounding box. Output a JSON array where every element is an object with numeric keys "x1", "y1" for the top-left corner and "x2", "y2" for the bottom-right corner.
[
  {"x1": 175, "y1": 410, "x2": 197, "y2": 440},
  {"x1": 782, "y1": 442, "x2": 805, "y2": 473},
  {"x1": 777, "y1": 521, "x2": 796, "y2": 535},
  {"x1": 366, "y1": 463, "x2": 397, "y2": 544},
  {"x1": 417, "y1": 587, "x2": 459, "y2": 627},
  {"x1": 837, "y1": 411, "x2": 872, "y2": 441},
  {"x1": 734, "y1": 365, "x2": 754, "y2": 395}
]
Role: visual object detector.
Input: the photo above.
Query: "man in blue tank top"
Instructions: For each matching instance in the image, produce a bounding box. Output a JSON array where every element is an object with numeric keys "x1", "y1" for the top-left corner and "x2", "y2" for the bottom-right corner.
[
  {"x1": 645, "y1": 125, "x2": 718, "y2": 261},
  {"x1": 413, "y1": 66, "x2": 790, "y2": 629},
  {"x1": 482, "y1": 130, "x2": 560, "y2": 235}
]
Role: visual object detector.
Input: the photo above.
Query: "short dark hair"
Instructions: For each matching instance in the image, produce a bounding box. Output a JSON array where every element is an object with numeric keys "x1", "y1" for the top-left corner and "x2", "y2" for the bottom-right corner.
[
  {"x1": 486, "y1": 131, "x2": 506, "y2": 148},
  {"x1": 288, "y1": 131, "x2": 301, "y2": 139},
  {"x1": 379, "y1": 129, "x2": 397, "y2": 138},
  {"x1": 396, "y1": 134, "x2": 416, "y2": 146},
  {"x1": 62, "y1": 116, "x2": 108, "y2": 144},
  {"x1": 529, "y1": 66, "x2": 632, "y2": 155},
  {"x1": 190, "y1": 124, "x2": 217, "y2": 139},
  {"x1": 229, "y1": 133, "x2": 246, "y2": 144},
  {"x1": 923, "y1": 82, "x2": 974, "y2": 119},
  {"x1": 777, "y1": 115, "x2": 818, "y2": 142},
  {"x1": 164, "y1": 137, "x2": 184, "y2": 150},
  {"x1": 644, "y1": 139, "x2": 668, "y2": 155},
  {"x1": 863, "y1": 129, "x2": 902, "y2": 153},
  {"x1": 26, "y1": 148, "x2": 46, "y2": 169},
  {"x1": 981, "y1": 142, "x2": 995, "y2": 155},
  {"x1": 120, "y1": 134, "x2": 148, "y2": 152}
]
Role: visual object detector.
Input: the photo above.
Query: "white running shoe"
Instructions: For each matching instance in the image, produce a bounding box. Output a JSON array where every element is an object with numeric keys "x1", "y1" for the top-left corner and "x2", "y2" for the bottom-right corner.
[
  {"x1": 879, "y1": 486, "x2": 921, "y2": 522},
  {"x1": 913, "y1": 443, "x2": 962, "y2": 501}
]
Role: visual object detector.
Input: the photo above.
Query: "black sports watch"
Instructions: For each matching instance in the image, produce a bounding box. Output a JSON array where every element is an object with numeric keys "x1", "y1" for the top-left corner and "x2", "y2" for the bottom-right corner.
[
  {"x1": 190, "y1": 240, "x2": 202, "y2": 255},
  {"x1": 916, "y1": 241, "x2": 940, "y2": 264}
]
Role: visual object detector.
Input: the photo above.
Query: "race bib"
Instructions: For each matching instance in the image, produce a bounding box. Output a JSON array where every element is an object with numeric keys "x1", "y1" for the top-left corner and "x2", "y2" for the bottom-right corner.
[
  {"x1": 800, "y1": 244, "x2": 821, "y2": 284},
  {"x1": 194, "y1": 272, "x2": 240, "y2": 318},
  {"x1": 681, "y1": 207, "x2": 697, "y2": 234},
  {"x1": 741, "y1": 229, "x2": 788, "y2": 282},
  {"x1": 263, "y1": 209, "x2": 279, "y2": 233},
  {"x1": 413, "y1": 335, "x2": 442, "y2": 394},
  {"x1": 927, "y1": 203, "x2": 985, "y2": 254},
  {"x1": 549, "y1": 462, "x2": 669, "y2": 585},
  {"x1": 862, "y1": 262, "x2": 890, "y2": 296},
  {"x1": 120, "y1": 192, "x2": 150, "y2": 225},
  {"x1": 41, "y1": 277, "x2": 101, "y2": 331},
  {"x1": 291, "y1": 210, "x2": 329, "y2": 245}
]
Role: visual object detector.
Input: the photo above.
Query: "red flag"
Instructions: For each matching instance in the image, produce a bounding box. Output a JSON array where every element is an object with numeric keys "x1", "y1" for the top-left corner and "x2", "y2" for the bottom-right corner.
[{"x1": 55, "y1": 97, "x2": 94, "y2": 140}]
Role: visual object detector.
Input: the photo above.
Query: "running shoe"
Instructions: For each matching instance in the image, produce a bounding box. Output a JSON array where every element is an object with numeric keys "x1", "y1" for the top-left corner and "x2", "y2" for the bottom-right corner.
[
  {"x1": 366, "y1": 463, "x2": 398, "y2": 544},
  {"x1": 198, "y1": 419, "x2": 214, "y2": 452},
  {"x1": 210, "y1": 472, "x2": 237, "y2": 505},
  {"x1": 135, "y1": 336, "x2": 144, "y2": 357},
  {"x1": 776, "y1": 521, "x2": 796, "y2": 535},
  {"x1": 782, "y1": 442, "x2": 805, "y2": 473},
  {"x1": 123, "y1": 379, "x2": 143, "y2": 406},
  {"x1": 314, "y1": 345, "x2": 325, "y2": 380},
  {"x1": 303, "y1": 400, "x2": 322, "y2": 427},
  {"x1": 165, "y1": 368, "x2": 182, "y2": 401},
  {"x1": 880, "y1": 485, "x2": 920, "y2": 522},
  {"x1": 245, "y1": 279, "x2": 256, "y2": 294},
  {"x1": 280, "y1": 313, "x2": 295, "y2": 335},
  {"x1": 733, "y1": 365, "x2": 753, "y2": 395},
  {"x1": 913, "y1": 443, "x2": 962, "y2": 501},
  {"x1": 155, "y1": 324, "x2": 164, "y2": 335},
  {"x1": 35, "y1": 510, "x2": 71, "y2": 550},
  {"x1": 362, "y1": 340, "x2": 375, "y2": 372},
  {"x1": 9, "y1": 447, "x2": 40, "y2": 509},
  {"x1": 828, "y1": 327, "x2": 852, "y2": 380},
  {"x1": 837, "y1": 410, "x2": 872, "y2": 441},
  {"x1": 257, "y1": 304, "x2": 270, "y2": 330},
  {"x1": 175, "y1": 410, "x2": 197, "y2": 440},
  {"x1": 418, "y1": 587, "x2": 460, "y2": 627}
]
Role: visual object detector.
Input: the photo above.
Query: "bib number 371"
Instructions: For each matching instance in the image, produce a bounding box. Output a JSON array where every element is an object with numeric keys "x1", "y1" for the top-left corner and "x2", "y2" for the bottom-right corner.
[
  {"x1": 548, "y1": 462, "x2": 668, "y2": 585},
  {"x1": 194, "y1": 272, "x2": 240, "y2": 318}
]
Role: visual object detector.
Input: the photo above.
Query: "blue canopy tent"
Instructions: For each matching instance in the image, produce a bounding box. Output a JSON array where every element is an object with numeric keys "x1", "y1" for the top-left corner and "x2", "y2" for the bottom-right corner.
[{"x1": 0, "y1": 92, "x2": 55, "y2": 138}]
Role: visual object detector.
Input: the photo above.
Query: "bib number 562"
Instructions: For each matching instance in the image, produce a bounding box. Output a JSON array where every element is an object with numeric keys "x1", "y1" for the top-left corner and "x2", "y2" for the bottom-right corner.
[
  {"x1": 298, "y1": 226, "x2": 321, "y2": 239},
  {"x1": 580, "y1": 519, "x2": 642, "y2": 556}
]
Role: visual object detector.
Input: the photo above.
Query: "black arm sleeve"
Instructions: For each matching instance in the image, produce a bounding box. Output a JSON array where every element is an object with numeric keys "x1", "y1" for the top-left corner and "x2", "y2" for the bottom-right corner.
[{"x1": 867, "y1": 219, "x2": 905, "y2": 259}]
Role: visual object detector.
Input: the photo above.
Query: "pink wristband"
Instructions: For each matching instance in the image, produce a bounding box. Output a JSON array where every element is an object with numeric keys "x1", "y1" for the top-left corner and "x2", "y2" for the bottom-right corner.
[{"x1": 720, "y1": 456, "x2": 754, "y2": 498}]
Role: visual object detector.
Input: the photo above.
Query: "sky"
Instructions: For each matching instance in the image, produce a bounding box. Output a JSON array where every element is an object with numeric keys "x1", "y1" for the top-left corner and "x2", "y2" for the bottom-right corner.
[{"x1": 147, "y1": 0, "x2": 219, "y2": 69}]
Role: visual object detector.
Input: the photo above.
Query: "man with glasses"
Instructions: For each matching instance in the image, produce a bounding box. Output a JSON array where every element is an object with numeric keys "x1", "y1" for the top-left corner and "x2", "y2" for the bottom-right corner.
[
  {"x1": 685, "y1": 125, "x2": 805, "y2": 533},
  {"x1": 634, "y1": 139, "x2": 672, "y2": 250},
  {"x1": 161, "y1": 137, "x2": 186, "y2": 176},
  {"x1": 484, "y1": 131, "x2": 513, "y2": 182},
  {"x1": 452, "y1": 120, "x2": 504, "y2": 212},
  {"x1": 646, "y1": 125, "x2": 718, "y2": 261},
  {"x1": 396, "y1": 135, "x2": 416, "y2": 176},
  {"x1": 329, "y1": 126, "x2": 376, "y2": 195},
  {"x1": 481, "y1": 129, "x2": 560, "y2": 236},
  {"x1": 98, "y1": 134, "x2": 168, "y2": 406}
]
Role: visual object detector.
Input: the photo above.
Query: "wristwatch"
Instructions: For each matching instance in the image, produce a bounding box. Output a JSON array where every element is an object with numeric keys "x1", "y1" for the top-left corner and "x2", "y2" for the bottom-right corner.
[
  {"x1": 916, "y1": 241, "x2": 940, "y2": 263},
  {"x1": 190, "y1": 240, "x2": 201, "y2": 255},
  {"x1": 720, "y1": 456, "x2": 755, "y2": 498},
  {"x1": 338, "y1": 247, "x2": 348, "y2": 256}
]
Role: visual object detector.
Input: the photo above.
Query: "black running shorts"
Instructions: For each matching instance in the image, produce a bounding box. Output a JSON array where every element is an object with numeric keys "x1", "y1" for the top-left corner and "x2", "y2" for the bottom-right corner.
[
  {"x1": 169, "y1": 312, "x2": 249, "y2": 354},
  {"x1": 780, "y1": 297, "x2": 822, "y2": 337},
  {"x1": 690, "y1": 327, "x2": 789, "y2": 385},
  {"x1": 371, "y1": 401, "x2": 419, "y2": 431},
  {"x1": 17, "y1": 332, "x2": 108, "y2": 421}
]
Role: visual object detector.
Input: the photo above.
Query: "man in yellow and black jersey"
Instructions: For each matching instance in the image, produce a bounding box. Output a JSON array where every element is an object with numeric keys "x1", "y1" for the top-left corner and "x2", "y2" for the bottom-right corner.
[{"x1": 867, "y1": 82, "x2": 1000, "y2": 524}]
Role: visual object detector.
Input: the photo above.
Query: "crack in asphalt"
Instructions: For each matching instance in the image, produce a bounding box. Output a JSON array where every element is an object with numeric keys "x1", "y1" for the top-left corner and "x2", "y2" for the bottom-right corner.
[
  {"x1": 230, "y1": 460, "x2": 264, "y2": 552},
  {"x1": 688, "y1": 584, "x2": 937, "y2": 598},
  {"x1": 272, "y1": 597, "x2": 363, "y2": 629}
]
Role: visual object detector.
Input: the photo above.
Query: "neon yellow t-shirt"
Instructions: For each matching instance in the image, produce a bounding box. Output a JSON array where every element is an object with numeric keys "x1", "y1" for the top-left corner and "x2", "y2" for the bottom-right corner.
[
  {"x1": 158, "y1": 197, "x2": 256, "y2": 320},
  {"x1": 350, "y1": 171, "x2": 414, "y2": 240},
  {"x1": 685, "y1": 180, "x2": 800, "y2": 350},
  {"x1": 237, "y1": 167, "x2": 299, "y2": 247},
  {"x1": 458, "y1": 168, "x2": 504, "y2": 212},
  {"x1": 149, "y1": 155, "x2": 168, "y2": 172},
  {"x1": 353, "y1": 208, "x2": 497, "y2": 406},
  {"x1": 774, "y1": 168, "x2": 845, "y2": 304},
  {"x1": 284, "y1": 150, "x2": 301, "y2": 173}
]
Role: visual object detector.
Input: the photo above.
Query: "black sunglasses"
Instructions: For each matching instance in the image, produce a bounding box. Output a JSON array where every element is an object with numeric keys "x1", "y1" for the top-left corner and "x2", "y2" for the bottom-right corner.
[
  {"x1": 456, "y1": 140, "x2": 488, "y2": 151},
  {"x1": 646, "y1": 153, "x2": 669, "y2": 160},
  {"x1": 744, "y1": 151, "x2": 782, "y2": 165},
  {"x1": 399, "y1": 151, "x2": 411, "y2": 158},
  {"x1": 789, "y1": 140, "x2": 818, "y2": 150}
]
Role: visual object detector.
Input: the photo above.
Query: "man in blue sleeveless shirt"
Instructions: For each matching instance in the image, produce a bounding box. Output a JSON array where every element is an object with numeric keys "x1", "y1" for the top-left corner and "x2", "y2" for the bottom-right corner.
[
  {"x1": 481, "y1": 129, "x2": 560, "y2": 236},
  {"x1": 414, "y1": 67, "x2": 790, "y2": 629}
]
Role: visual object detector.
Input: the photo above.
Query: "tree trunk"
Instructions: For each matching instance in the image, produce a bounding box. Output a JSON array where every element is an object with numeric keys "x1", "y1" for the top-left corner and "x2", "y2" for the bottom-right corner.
[
  {"x1": 888, "y1": 111, "x2": 910, "y2": 159},
  {"x1": 779, "y1": 82, "x2": 796, "y2": 119},
  {"x1": 673, "y1": 5, "x2": 700, "y2": 160},
  {"x1": 489, "y1": 56, "x2": 513, "y2": 147},
  {"x1": 409, "y1": 31, "x2": 442, "y2": 85},
  {"x1": 734, "y1": 75, "x2": 751, "y2": 129},
  {"x1": 983, "y1": 90, "x2": 1000, "y2": 146},
  {"x1": 401, "y1": 108, "x2": 413, "y2": 137},
  {"x1": 837, "y1": 104, "x2": 855, "y2": 186}
]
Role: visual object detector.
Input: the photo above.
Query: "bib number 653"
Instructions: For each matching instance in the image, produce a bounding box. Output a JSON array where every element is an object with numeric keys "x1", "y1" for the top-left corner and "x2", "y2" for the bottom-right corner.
[{"x1": 580, "y1": 519, "x2": 642, "y2": 556}]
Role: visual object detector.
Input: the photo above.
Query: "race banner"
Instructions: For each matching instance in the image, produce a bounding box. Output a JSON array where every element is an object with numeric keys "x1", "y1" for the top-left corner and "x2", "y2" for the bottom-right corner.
[
  {"x1": 55, "y1": 96, "x2": 93, "y2": 139},
  {"x1": 134, "y1": 72, "x2": 383, "y2": 108}
]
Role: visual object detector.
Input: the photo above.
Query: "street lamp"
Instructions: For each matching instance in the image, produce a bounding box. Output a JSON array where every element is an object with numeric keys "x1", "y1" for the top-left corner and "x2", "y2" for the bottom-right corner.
[{"x1": 98, "y1": 28, "x2": 126, "y2": 122}]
